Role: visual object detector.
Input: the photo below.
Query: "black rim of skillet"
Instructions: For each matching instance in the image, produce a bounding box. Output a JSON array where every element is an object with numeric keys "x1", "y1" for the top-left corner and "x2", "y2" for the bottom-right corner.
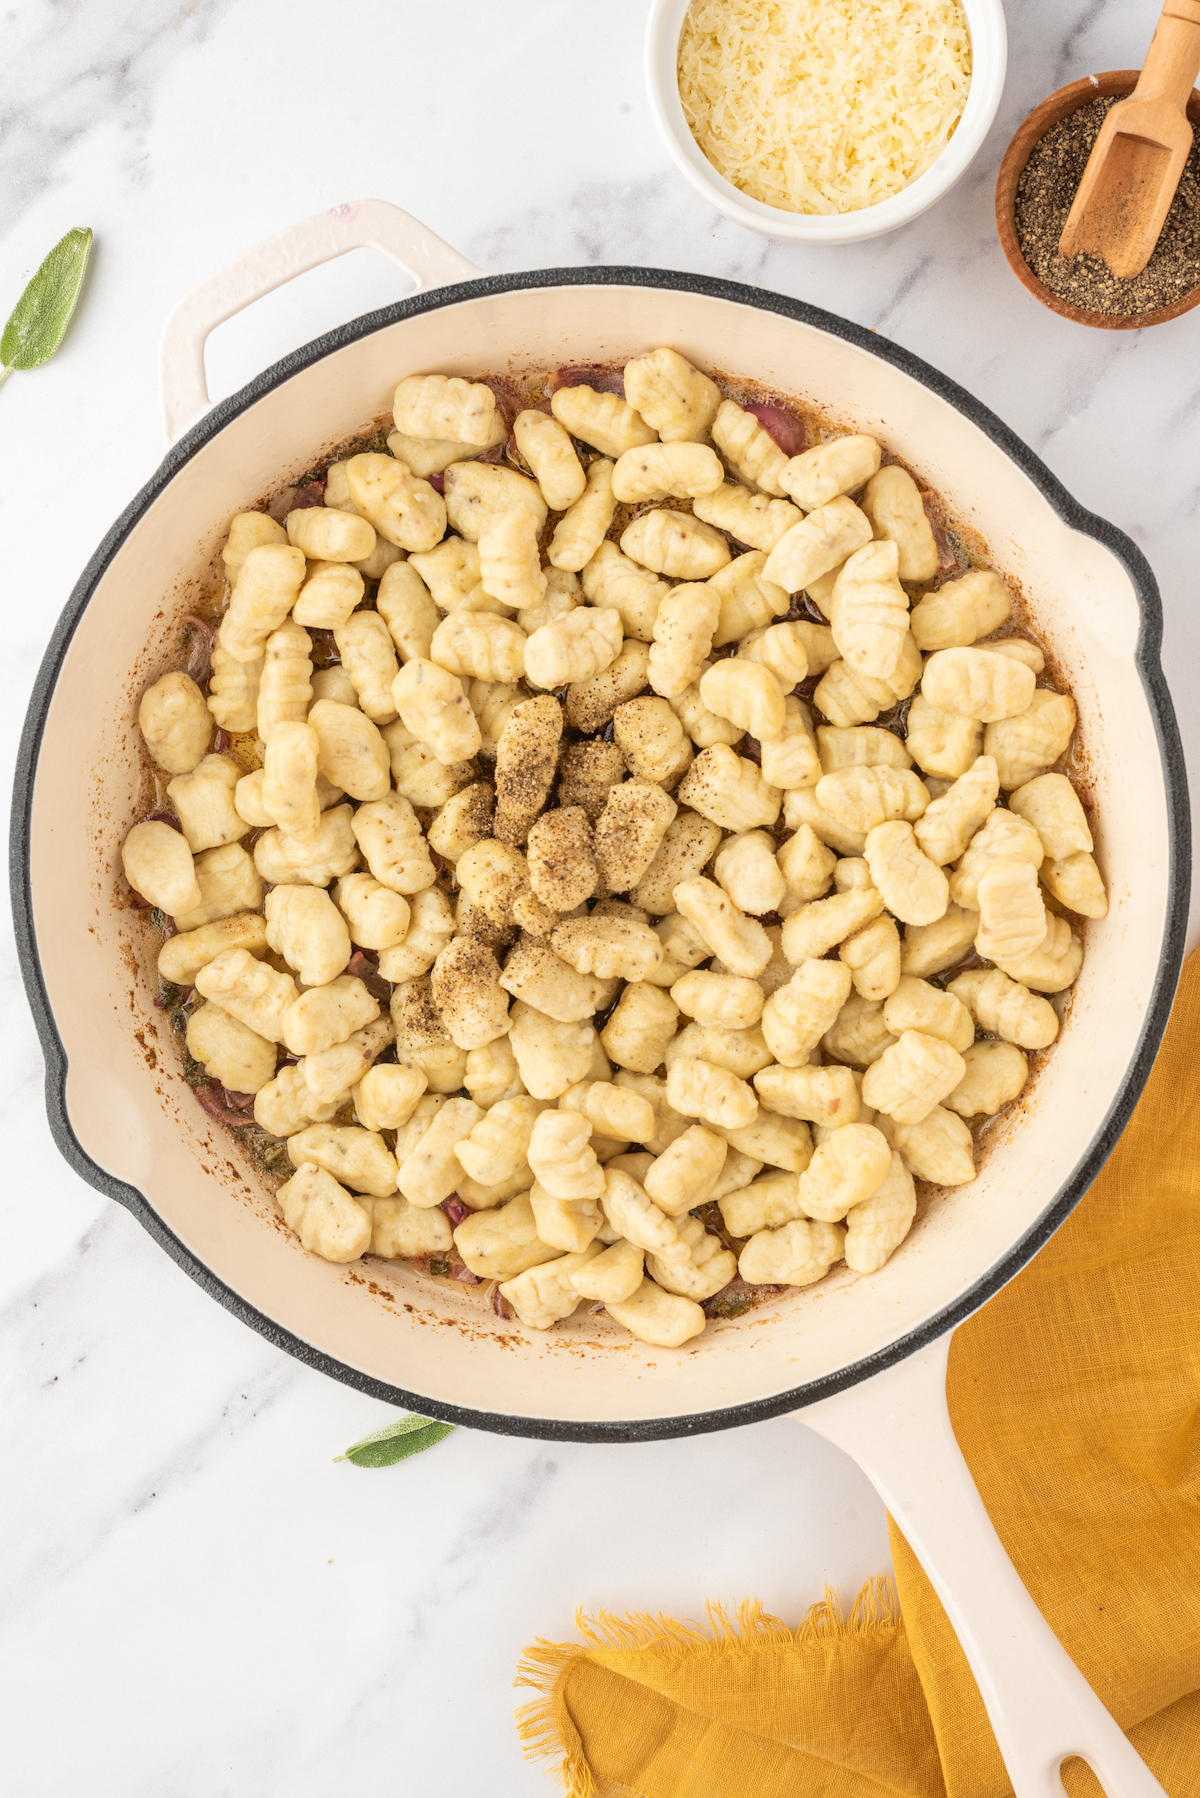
[{"x1": 10, "y1": 266, "x2": 1192, "y2": 1443}]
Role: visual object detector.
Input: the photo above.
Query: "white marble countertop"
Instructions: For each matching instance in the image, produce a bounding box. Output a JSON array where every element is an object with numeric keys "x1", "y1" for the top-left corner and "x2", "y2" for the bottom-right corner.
[{"x1": 2, "y1": 1, "x2": 1196, "y2": 1791}]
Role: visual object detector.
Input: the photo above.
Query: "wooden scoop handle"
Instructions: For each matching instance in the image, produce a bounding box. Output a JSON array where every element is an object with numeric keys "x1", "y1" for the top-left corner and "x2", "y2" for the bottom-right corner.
[{"x1": 1134, "y1": 0, "x2": 1200, "y2": 107}]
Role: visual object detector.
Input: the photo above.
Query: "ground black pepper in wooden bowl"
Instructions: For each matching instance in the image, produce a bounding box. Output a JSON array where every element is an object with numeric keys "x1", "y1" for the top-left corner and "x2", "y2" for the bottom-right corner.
[{"x1": 1015, "y1": 94, "x2": 1200, "y2": 318}]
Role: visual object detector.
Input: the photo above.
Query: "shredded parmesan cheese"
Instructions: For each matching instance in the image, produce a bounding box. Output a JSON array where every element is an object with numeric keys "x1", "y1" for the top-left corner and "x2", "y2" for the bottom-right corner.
[{"x1": 678, "y1": 0, "x2": 972, "y2": 216}]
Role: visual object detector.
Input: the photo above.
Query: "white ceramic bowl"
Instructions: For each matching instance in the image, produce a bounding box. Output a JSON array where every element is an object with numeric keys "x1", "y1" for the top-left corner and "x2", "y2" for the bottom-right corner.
[{"x1": 645, "y1": 0, "x2": 1008, "y2": 243}]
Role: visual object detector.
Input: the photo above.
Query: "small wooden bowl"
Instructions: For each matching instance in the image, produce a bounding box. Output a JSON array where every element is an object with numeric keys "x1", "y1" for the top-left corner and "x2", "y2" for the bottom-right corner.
[{"x1": 996, "y1": 70, "x2": 1200, "y2": 330}]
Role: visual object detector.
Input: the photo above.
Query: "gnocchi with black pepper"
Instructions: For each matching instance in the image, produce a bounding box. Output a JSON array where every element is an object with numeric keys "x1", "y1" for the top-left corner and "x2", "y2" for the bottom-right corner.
[{"x1": 125, "y1": 342, "x2": 1098, "y2": 1352}]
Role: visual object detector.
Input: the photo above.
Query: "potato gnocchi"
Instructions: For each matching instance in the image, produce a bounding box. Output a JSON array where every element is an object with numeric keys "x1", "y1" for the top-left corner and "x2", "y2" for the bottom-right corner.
[{"x1": 126, "y1": 345, "x2": 1097, "y2": 1354}]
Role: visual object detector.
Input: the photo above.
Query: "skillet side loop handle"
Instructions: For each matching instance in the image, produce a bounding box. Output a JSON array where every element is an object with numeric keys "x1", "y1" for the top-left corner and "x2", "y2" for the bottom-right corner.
[
  {"x1": 799, "y1": 1337, "x2": 1168, "y2": 1798},
  {"x1": 158, "y1": 199, "x2": 483, "y2": 445},
  {"x1": 1137, "y1": 0, "x2": 1200, "y2": 105}
]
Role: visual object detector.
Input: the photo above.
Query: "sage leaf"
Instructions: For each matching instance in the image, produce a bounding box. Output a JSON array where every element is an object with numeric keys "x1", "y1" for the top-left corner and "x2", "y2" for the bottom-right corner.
[
  {"x1": 1, "y1": 226, "x2": 93, "y2": 384},
  {"x1": 335, "y1": 1413, "x2": 455, "y2": 1468}
]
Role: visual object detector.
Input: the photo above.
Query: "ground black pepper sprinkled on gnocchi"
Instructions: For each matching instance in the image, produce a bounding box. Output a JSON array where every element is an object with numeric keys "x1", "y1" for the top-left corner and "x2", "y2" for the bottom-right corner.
[{"x1": 126, "y1": 350, "x2": 1104, "y2": 1351}]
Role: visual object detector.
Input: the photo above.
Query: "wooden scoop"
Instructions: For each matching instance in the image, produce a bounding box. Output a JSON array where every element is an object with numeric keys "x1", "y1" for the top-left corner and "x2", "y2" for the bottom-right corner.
[{"x1": 1059, "y1": 0, "x2": 1200, "y2": 278}]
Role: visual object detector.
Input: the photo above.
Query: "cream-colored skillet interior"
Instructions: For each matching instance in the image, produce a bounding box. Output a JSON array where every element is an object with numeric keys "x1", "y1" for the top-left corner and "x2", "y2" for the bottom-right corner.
[{"x1": 29, "y1": 281, "x2": 1167, "y2": 1426}]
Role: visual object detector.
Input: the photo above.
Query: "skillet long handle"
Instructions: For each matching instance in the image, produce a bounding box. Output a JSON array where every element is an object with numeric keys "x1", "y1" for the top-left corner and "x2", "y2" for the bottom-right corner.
[
  {"x1": 799, "y1": 1336, "x2": 1167, "y2": 1798},
  {"x1": 157, "y1": 199, "x2": 482, "y2": 444}
]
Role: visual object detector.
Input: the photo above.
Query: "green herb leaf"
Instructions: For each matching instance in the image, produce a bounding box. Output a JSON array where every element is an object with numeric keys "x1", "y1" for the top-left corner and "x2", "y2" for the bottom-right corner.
[
  {"x1": 335, "y1": 1413, "x2": 455, "y2": 1468},
  {"x1": 256, "y1": 1139, "x2": 291, "y2": 1175},
  {"x1": 1, "y1": 227, "x2": 93, "y2": 380},
  {"x1": 706, "y1": 1295, "x2": 751, "y2": 1319}
]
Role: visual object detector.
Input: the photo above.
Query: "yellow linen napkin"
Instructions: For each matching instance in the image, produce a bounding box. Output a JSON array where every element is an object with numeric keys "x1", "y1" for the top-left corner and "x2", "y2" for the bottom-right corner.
[{"x1": 515, "y1": 950, "x2": 1200, "y2": 1798}]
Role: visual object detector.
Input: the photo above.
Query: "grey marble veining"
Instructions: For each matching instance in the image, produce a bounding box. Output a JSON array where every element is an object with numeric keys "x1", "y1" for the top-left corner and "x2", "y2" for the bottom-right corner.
[
  {"x1": 1, "y1": 0, "x2": 242, "y2": 238},
  {"x1": 1, "y1": 1206, "x2": 297, "y2": 1617},
  {"x1": 1, "y1": 0, "x2": 1194, "y2": 1791}
]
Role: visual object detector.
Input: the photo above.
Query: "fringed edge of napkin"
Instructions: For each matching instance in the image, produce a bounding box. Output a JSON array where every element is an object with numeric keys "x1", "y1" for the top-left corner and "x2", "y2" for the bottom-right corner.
[{"x1": 514, "y1": 1575, "x2": 900, "y2": 1798}]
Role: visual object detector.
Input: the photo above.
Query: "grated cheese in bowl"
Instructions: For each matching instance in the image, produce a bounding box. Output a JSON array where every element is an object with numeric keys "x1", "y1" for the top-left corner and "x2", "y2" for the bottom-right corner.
[{"x1": 677, "y1": 0, "x2": 973, "y2": 216}]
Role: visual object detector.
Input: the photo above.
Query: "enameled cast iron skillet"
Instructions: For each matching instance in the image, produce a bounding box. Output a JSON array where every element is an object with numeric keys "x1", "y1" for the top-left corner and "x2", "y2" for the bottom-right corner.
[{"x1": 11, "y1": 202, "x2": 1187, "y2": 1796}]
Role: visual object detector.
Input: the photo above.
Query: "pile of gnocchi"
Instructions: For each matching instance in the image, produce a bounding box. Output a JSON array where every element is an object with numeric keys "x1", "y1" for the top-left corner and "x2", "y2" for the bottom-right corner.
[{"x1": 122, "y1": 347, "x2": 1105, "y2": 1351}]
